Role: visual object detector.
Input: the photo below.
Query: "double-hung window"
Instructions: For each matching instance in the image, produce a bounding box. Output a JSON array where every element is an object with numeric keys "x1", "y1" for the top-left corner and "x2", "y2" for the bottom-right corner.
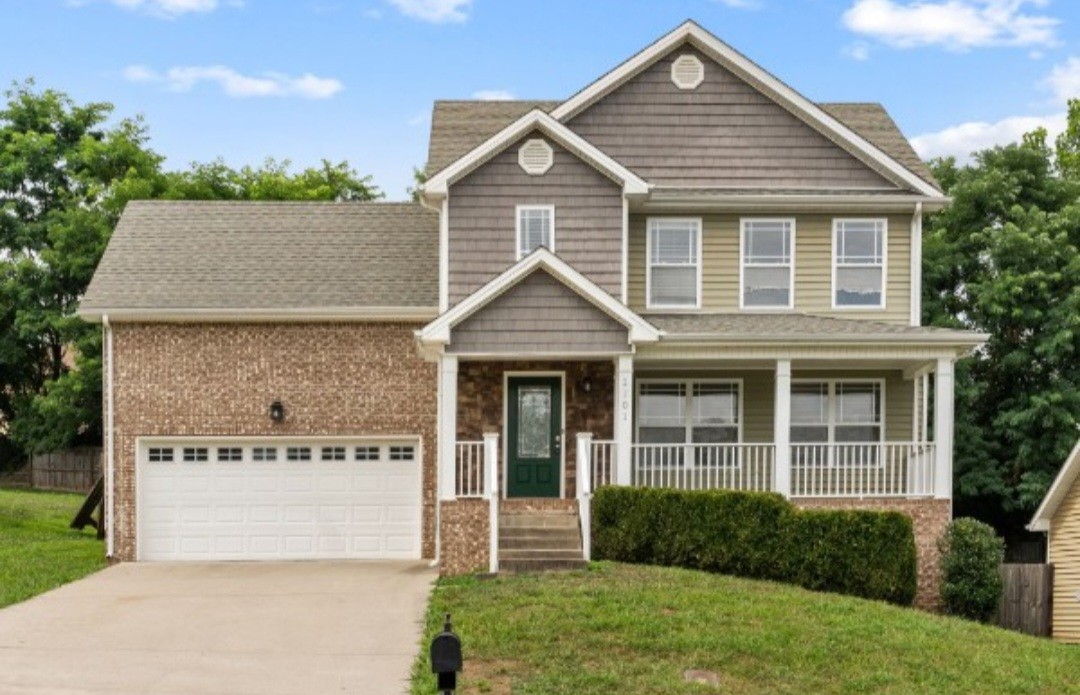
[
  {"x1": 647, "y1": 218, "x2": 701, "y2": 308},
  {"x1": 516, "y1": 205, "x2": 554, "y2": 259},
  {"x1": 791, "y1": 381, "x2": 884, "y2": 466},
  {"x1": 741, "y1": 219, "x2": 794, "y2": 308},
  {"x1": 833, "y1": 219, "x2": 886, "y2": 308},
  {"x1": 636, "y1": 380, "x2": 740, "y2": 466}
]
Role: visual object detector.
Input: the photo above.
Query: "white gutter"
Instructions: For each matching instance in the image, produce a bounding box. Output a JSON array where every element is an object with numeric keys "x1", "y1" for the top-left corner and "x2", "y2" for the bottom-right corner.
[
  {"x1": 103, "y1": 315, "x2": 115, "y2": 558},
  {"x1": 78, "y1": 306, "x2": 440, "y2": 324}
]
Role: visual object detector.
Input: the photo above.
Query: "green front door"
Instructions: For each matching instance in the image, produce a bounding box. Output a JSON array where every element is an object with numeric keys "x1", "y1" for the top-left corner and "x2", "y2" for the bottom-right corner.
[{"x1": 506, "y1": 376, "x2": 562, "y2": 498}]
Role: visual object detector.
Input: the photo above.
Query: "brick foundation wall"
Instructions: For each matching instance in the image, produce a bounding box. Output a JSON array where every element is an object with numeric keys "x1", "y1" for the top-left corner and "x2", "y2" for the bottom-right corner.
[
  {"x1": 439, "y1": 499, "x2": 490, "y2": 575},
  {"x1": 794, "y1": 497, "x2": 951, "y2": 610},
  {"x1": 456, "y1": 360, "x2": 614, "y2": 498},
  {"x1": 110, "y1": 322, "x2": 437, "y2": 561}
]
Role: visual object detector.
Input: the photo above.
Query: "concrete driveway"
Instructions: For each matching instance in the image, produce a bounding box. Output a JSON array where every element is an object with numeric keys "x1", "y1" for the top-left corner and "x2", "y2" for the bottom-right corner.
[{"x1": 0, "y1": 561, "x2": 435, "y2": 695}]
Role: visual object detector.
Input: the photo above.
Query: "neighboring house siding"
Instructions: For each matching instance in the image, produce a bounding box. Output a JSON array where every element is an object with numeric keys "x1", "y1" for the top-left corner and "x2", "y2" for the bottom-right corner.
[
  {"x1": 108, "y1": 322, "x2": 438, "y2": 562},
  {"x1": 447, "y1": 132, "x2": 623, "y2": 304},
  {"x1": 628, "y1": 213, "x2": 911, "y2": 323},
  {"x1": 1051, "y1": 482, "x2": 1080, "y2": 642},
  {"x1": 566, "y1": 45, "x2": 897, "y2": 189},
  {"x1": 448, "y1": 270, "x2": 630, "y2": 354}
]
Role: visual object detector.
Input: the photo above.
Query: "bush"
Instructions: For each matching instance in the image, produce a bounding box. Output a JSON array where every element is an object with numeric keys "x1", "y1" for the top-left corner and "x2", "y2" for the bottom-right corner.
[
  {"x1": 592, "y1": 487, "x2": 917, "y2": 605},
  {"x1": 938, "y1": 518, "x2": 1004, "y2": 622}
]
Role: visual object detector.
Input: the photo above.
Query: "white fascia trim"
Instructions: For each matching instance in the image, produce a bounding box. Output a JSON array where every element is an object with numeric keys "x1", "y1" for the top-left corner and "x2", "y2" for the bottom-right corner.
[
  {"x1": 421, "y1": 109, "x2": 649, "y2": 198},
  {"x1": 418, "y1": 247, "x2": 660, "y2": 345},
  {"x1": 1028, "y1": 437, "x2": 1080, "y2": 532},
  {"x1": 78, "y1": 307, "x2": 440, "y2": 323},
  {"x1": 551, "y1": 21, "x2": 943, "y2": 198},
  {"x1": 642, "y1": 193, "x2": 950, "y2": 213}
]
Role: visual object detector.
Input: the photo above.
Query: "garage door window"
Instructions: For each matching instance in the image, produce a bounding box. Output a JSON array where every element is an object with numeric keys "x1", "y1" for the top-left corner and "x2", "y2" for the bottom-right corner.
[
  {"x1": 217, "y1": 447, "x2": 243, "y2": 462},
  {"x1": 390, "y1": 445, "x2": 415, "y2": 461},
  {"x1": 183, "y1": 447, "x2": 208, "y2": 462},
  {"x1": 286, "y1": 447, "x2": 312, "y2": 461},
  {"x1": 321, "y1": 446, "x2": 346, "y2": 461},
  {"x1": 355, "y1": 446, "x2": 380, "y2": 460},
  {"x1": 252, "y1": 447, "x2": 277, "y2": 461},
  {"x1": 148, "y1": 447, "x2": 173, "y2": 463}
]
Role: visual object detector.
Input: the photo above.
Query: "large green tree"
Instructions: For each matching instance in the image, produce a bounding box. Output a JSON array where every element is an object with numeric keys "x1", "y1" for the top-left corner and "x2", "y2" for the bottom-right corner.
[{"x1": 924, "y1": 100, "x2": 1080, "y2": 531}]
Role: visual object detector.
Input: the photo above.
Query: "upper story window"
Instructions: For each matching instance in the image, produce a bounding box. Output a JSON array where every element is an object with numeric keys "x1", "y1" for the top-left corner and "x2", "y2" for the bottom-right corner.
[
  {"x1": 646, "y1": 218, "x2": 701, "y2": 309},
  {"x1": 834, "y1": 219, "x2": 886, "y2": 308},
  {"x1": 741, "y1": 219, "x2": 794, "y2": 309},
  {"x1": 516, "y1": 205, "x2": 554, "y2": 259}
]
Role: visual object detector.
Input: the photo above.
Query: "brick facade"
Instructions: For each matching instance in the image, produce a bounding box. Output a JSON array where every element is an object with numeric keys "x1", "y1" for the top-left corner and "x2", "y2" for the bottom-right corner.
[
  {"x1": 109, "y1": 322, "x2": 437, "y2": 561},
  {"x1": 439, "y1": 499, "x2": 490, "y2": 575},
  {"x1": 794, "y1": 497, "x2": 951, "y2": 610},
  {"x1": 456, "y1": 360, "x2": 614, "y2": 498}
]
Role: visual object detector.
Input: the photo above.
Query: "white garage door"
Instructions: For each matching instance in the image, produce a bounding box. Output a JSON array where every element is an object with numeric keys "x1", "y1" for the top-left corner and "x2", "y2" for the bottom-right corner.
[{"x1": 138, "y1": 438, "x2": 422, "y2": 561}]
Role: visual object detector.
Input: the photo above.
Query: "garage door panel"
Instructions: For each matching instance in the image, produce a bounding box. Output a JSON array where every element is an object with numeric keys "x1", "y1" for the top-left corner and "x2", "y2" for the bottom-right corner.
[{"x1": 139, "y1": 438, "x2": 421, "y2": 561}]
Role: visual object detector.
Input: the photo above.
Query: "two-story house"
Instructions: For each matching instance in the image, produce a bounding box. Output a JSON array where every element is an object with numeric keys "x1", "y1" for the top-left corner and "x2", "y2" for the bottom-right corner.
[{"x1": 80, "y1": 21, "x2": 984, "y2": 609}]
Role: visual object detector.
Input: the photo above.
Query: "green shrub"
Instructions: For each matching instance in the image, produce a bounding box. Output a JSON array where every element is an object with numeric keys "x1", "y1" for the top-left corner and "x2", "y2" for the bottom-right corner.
[
  {"x1": 938, "y1": 518, "x2": 1004, "y2": 622},
  {"x1": 592, "y1": 487, "x2": 917, "y2": 605}
]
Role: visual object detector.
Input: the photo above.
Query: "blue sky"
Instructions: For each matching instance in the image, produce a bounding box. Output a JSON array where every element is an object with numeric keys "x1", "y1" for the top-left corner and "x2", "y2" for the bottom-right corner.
[{"x1": 2, "y1": 0, "x2": 1078, "y2": 199}]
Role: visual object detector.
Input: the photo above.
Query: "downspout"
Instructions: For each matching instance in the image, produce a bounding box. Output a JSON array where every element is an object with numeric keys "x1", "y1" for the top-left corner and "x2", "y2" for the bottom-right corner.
[{"x1": 103, "y1": 315, "x2": 115, "y2": 559}]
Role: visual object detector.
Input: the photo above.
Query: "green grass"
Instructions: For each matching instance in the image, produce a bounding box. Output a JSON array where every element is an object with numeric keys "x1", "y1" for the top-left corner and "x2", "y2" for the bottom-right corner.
[
  {"x1": 412, "y1": 562, "x2": 1080, "y2": 695},
  {"x1": 0, "y1": 488, "x2": 106, "y2": 608}
]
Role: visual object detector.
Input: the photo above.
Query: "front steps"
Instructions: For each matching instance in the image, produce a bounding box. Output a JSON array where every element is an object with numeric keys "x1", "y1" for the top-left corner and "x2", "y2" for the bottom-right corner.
[{"x1": 498, "y1": 508, "x2": 587, "y2": 573}]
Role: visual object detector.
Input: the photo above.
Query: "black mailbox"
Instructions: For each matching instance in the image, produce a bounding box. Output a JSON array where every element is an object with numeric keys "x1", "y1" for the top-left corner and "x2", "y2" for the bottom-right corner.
[{"x1": 430, "y1": 613, "x2": 462, "y2": 693}]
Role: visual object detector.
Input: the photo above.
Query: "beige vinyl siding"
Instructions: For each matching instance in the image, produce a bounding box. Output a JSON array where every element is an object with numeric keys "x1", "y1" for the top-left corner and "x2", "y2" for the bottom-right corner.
[
  {"x1": 1050, "y1": 482, "x2": 1080, "y2": 643},
  {"x1": 628, "y1": 213, "x2": 912, "y2": 324},
  {"x1": 448, "y1": 270, "x2": 629, "y2": 354},
  {"x1": 447, "y1": 132, "x2": 623, "y2": 305},
  {"x1": 632, "y1": 369, "x2": 912, "y2": 443}
]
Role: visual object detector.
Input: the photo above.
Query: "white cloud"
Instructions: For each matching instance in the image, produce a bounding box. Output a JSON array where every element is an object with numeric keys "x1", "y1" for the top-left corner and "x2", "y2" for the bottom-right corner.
[
  {"x1": 842, "y1": 0, "x2": 1059, "y2": 51},
  {"x1": 386, "y1": 0, "x2": 470, "y2": 23},
  {"x1": 844, "y1": 42, "x2": 872, "y2": 61},
  {"x1": 123, "y1": 65, "x2": 344, "y2": 99},
  {"x1": 912, "y1": 113, "x2": 1067, "y2": 161},
  {"x1": 96, "y1": 0, "x2": 221, "y2": 17},
  {"x1": 712, "y1": 0, "x2": 761, "y2": 9},
  {"x1": 1045, "y1": 56, "x2": 1080, "y2": 103},
  {"x1": 471, "y1": 89, "x2": 515, "y2": 101}
]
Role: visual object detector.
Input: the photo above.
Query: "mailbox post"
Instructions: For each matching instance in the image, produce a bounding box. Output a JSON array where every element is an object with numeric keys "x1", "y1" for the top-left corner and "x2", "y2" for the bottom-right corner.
[{"x1": 430, "y1": 613, "x2": 462, "y2": 694}]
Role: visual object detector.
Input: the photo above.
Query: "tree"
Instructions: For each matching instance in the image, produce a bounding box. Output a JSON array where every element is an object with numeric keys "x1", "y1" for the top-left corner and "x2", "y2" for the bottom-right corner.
[
  {"x1": 923, "y1": 100, "x2": 1080, "y2": 532},
  {"x1": 160, "y1": 158, "x2": 379, "y2": 201}
]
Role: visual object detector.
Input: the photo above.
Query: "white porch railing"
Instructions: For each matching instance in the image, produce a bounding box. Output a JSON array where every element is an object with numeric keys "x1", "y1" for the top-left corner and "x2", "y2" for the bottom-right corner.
[
  {"x1": 590, "y1": 439, "x2": 616, "y2": 490},
  {"x1": 791, "y1": 442, "x2": 936, "y2": 498},
  {"x1": 455, "y1": 441, "x2": 486, "y2": 497},
  {"x1": 454, "y1": 435, "x2": 500, "y2": 573},
  {"x1": 631, "y1": 443, "x2": 776, "y2": 492}
]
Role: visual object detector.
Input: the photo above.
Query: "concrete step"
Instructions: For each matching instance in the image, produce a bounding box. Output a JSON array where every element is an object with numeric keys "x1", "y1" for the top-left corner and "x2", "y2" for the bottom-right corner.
[
  {"x1": 499, "y1": 558, "x2": 588, "y2": 573},
  {"x1": 499, "y1": 549, "x2": 584, "y2": 561},
  {"x1": 499, "y1": 525, "x2": 580, "y2": 538},
  {"x1": 499, "y1": 535, "x2": 582, "y2": 551},
  {"x1": 499, "y1": 514, "x2": 578, "y2": 529}
]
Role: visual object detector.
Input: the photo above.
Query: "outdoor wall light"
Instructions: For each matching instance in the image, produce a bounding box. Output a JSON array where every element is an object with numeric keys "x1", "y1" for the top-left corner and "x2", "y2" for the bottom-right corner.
[
  {"x1": 578, "y1": 377, "x2": 592, "y2": 394},
  {"x1": 269, "y1": 400, "x2": 285, "y2": 423}
]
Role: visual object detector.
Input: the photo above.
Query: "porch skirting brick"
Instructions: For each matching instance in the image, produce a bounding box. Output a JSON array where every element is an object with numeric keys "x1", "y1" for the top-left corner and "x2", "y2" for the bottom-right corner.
[
  {"x1": 794, "y1": 497, "x2": 950, "y2": 611},
  {"x1": 439, "y1": 500, "x2": 490, "y2": 576}
]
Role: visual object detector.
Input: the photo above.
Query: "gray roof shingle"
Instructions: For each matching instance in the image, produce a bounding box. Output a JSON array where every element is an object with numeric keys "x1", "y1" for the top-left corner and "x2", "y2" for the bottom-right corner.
[
  {"x1": 648, "y1": 313, "x2": 983, "y2": 344},
  {"x1": 80, "y1": 201, "x2": 439, "y2": 314}
]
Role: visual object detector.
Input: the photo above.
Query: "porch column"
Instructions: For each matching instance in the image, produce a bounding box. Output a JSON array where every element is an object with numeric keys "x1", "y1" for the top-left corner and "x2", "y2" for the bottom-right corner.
[
  {"x1": 438, "y1": 354, "x2": 459, "y2": 501},
  {"x1": 934, "y1": 357, "x2": 955, "y2": 501},
  {"x1": 614, "y1": 354, "x2": 634, "y2": 486},
  {"x1": 773, "y1": 359, "x2": 792, "y2": 497}
]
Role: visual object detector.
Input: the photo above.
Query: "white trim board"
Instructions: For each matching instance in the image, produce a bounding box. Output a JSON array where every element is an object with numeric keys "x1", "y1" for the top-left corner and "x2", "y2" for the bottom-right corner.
[
  {"x1": 550, "y1": 20, "x2": 942, "y2": 198},
  {"x1": 1029, "y1": 437, "x2": 1080, "y2": 532}
]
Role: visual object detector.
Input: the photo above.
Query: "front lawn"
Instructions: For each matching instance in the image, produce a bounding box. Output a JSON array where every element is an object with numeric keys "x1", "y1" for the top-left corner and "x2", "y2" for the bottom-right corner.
[
  {"x1": 0, "y1": 488, "x2": 106, "y2": 608},
  {"x1": 412, "y1": 562, "x2": 1079, "y2": 695}
]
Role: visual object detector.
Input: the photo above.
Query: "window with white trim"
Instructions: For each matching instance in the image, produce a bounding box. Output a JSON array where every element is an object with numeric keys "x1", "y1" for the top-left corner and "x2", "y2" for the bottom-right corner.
[
  {"x1": 636, "y1": 381, "x2": 740, "y2": 444},
  {"x1": 647, "y1": 218, "x2": 700, "y2": 308},
  {"x1": 252, "y1": 447, "x2": 277, "y2": 462},
  {"x1": 516, "y1": 205, "x2": 553, "y2": 259},
  {"x1": 321, "y1": 446, "x2": 346, "y2": 461},
  {"x1": 741, "y1": 219, "x2": 794, "y2": 308},
  {"x1": 355, "y1": 446, "x2": 380, "y2": 461},
  {"x1": 389, "y1": 445, "x2": 416, "y2": 461},
  {"x1": 216, "y1": 447, "x2": 242, "y2": 462},
  {"x1": 286, "y1": 446, "x2": 312, "y2": 462},
  {"x1": 834, "y1": 219, "x2": 886, "y2": 307},
  {"x1": 148, "y1": 447, "x2": 173, "y2": 463},
  {"x1": 182, "y1": 447, "x2": 208, "y2": 463},
  {"x1": 792, "y1": 381, "x2": 883, "y2": 466}
]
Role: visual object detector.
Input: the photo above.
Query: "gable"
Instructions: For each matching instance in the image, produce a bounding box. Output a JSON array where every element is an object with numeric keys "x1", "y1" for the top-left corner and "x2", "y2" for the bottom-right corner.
[
  {"x1": 447, "y1": 269, "x2": 630, "y2": 354},
  {"x1": 566, "y1": 44, "x2": 901, "y2": 191}
]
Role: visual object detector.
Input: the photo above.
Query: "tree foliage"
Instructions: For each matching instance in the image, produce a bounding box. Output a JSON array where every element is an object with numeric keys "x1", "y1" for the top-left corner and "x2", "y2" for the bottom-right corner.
[{"x1": 924, "y1": 99, "x2": 1080, "y2": 523}]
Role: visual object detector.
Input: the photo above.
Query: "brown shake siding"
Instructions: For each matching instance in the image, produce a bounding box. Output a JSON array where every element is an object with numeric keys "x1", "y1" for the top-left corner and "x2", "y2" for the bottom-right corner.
[
  {"x1": 109, "y1": 322, "x2": 437, "y2": 561},
  {"x1": 567, "y1": 45, "x2": 897, "y2": 189},
  {"x1": 447, "y1": 131, "x2": 624, "y2": 304},
  {"x1": 448, "y1": 270, "x2": 630, "y2": 354}
]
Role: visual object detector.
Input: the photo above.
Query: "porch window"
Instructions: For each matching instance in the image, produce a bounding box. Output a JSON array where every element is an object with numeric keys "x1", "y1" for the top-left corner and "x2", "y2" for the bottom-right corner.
[
  {"x1": 791, "y1": 381, "x2": 883, "y2": 466},
  {"x1": 636, "y1": 381, "x2": 740, "y2": 444},
  {"x1": 741, "y1": 219, "x2": 794, "y2": 308},
  {"x1": 647, "y1": 218, "x2": 701, "y2": 308},
  {"x1": 517, "y1": 205, "x2": 554, "y2": 259},
  {"x1": 834, "y1": 219, "x2": 886, "y2": 307}
]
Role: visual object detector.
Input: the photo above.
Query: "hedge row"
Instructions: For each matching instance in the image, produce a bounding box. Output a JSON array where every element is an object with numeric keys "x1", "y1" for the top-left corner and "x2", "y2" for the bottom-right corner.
[{"x1": 592, "y1": 486, "x2": 917, "y2": 605}]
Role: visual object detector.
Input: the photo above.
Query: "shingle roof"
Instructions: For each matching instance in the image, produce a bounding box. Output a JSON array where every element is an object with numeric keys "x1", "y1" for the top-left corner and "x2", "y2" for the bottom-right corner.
[
  {"x1": 80, "y1": 201, "x2": 439, "y2": 315},
  {"x1": 425, "y1": 100, "x2": 938, "y2": 191},
  {"x1": 648, "y1": 313, "x2": 983, "y2": 344}
]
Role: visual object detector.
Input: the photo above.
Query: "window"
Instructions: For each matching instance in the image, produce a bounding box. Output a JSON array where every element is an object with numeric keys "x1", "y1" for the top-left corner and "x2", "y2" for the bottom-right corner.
[
  {"x1": 216, "y1": 447, "x2": 243, "y2": 462},
  {"x1": 252, "y1": 447, "x2": 277, "y2": 462},
  {"x1": 834, "y1": 219, "x2": 886, "y2": 308},
  {"x1": 647, "y1": 218, "x2": 701, "y2": 308},
  {"x1": 148, "y1": 447, "x2": 173, "y2": 463},
  {"x1": 182, "y1": 447, "x2": 208, "y2": 462},
  {"x1": 389, "y1": 445, "x2": 416, "y2": 461},
  {"x1": 790, "y1": 381, "x2": 884, "y2": 466},
  {"x1": 355, "y1": 446, "x2": 380, "y2": 461},
  {"x1": 516, "y1": 205, "x2": 553, "y2": 259},
  {"x1": 636, "y1": 381, "x2": 740, "y2": 444},
  {"x1": 321, "y1": 446, "x2": 346, "y2": 461},
  {"x1": 741, "y1": 219, "x2": 794, "y2": 308},
  {"x1": 286, "y1": 447, "x2": 312, "y2": 462}
]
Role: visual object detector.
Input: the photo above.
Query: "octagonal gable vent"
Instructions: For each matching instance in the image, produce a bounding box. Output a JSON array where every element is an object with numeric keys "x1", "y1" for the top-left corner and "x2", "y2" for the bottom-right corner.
[
  {"x1": 518, "y1": 138, "x2": 554, "y2": 176},
  {"x1": 671, "y1": 54, "x2": 705, "y2": 90}
]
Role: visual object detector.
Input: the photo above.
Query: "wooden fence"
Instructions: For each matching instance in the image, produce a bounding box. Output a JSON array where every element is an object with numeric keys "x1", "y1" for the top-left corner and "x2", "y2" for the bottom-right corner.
[
  {"x1": 997, "y1": 563, "x2": 1053, "y2": 637},
  {"x1": 29, "y1": 448, "x2": 102, "y2": 492}
]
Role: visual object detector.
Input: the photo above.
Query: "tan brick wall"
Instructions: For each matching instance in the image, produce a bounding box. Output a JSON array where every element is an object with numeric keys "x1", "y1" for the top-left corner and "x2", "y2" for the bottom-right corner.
[
  {"x1": 794, "y1": 497, "x2": 951, "y2": 611},
  {"x1": 456, "y1": 361, "x2": 614, "y2": 498},
  {"x1": 439, "y1": 499, "x2": 489, "y2": 575},
  {"x1": 110, "y1": 322, "x2": 437, "y2": 561}
]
